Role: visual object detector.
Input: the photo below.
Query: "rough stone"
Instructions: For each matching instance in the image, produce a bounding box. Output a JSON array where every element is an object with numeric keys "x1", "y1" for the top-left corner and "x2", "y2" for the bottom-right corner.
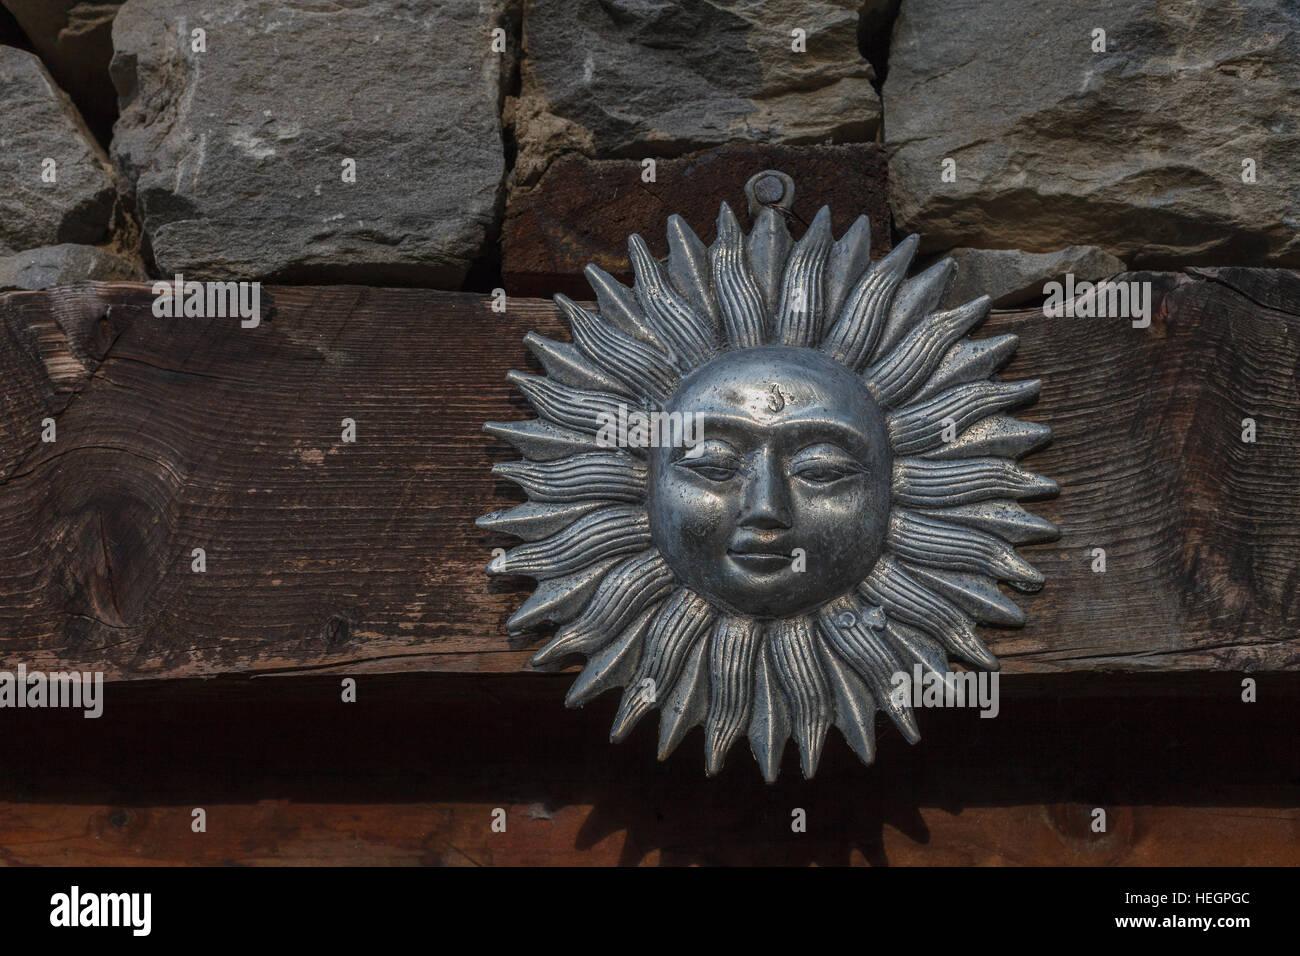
[
  {"x1": 942, "y1": 246, "x2": 1127, "y2": 309},
  {"x1": 110, "y1": 0, "x2": 513, "y2": 284},
  {"x1": 503, "y1": 142, "x2": 891, "y2": 298},
  {"x1": 1, "y1": 1, "x2": 124, "y2": 142},
  {"x1": 0, "y1": 243, "x2": 144, "y2": 292},
  {"x1": 515, "y1": 0, "x2": 880, "y2": 190},
  {"x1": 0, "y1": 46, "x2": 118, "y2": 256},
  {"x1": 885, "y1": 0, "x2": 1300, "y2": 267}
]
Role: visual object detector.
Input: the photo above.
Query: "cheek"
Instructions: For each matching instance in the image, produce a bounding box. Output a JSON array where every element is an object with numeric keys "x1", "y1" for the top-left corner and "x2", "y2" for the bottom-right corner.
[
  {"x1": 650, "y1": 468, "x2": 736, "y2": 554},
  {"x1": 789, "y1": 478, "x2": 887, "y2": 552}
]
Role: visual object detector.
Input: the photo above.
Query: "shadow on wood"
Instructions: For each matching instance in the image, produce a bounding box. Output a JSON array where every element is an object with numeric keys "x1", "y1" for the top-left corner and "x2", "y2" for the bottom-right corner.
[{"x1": 0, "y1": 672, "x2": 1295, "y2": 865}]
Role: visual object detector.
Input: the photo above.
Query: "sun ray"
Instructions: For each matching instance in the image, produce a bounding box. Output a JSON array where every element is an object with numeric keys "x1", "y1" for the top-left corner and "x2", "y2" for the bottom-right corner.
[
  {"x1": 748, "y1": 639, "x2": 792, "y2": 783},
  {"x1": 912, "y1": 333, "x2": 1019, "y2": 403},
  {"x1": 819, "y1": 233, "x2": 917, "y2": 371},
  {"x1": 904, "y1": 564, "x2": 1027, "y2": 628},
  {"x1": 475, "y1": 500, "x2": 601, "y2": 542},
  {"x1": 816, "y1": 596, "x2": 920, "y2": 743},
  {"x1": 859, "y1": 556, "x2": 998, "y2": 669},
  {"x1": 767, "y1": 617, "x2": 832, "y2": 778},
  {"x1": 555, "y1": 294, "x2": 680, "y2": 400},
  {"x1": 747, "y1": 205, "x2": 792, "y2": 320},
  {"x1": 892, "y1": 457, "x2": 1059, "y2": 507},
  {"x1": 888, "y1": 510, "x2": 1044, "y2": 590},
  {"x1": 487, "y1": 505, "x2": 650, "y2": 579},
  {"x1": 565, "y1": 607, "x2": 652, "y2": 708},
  {"x1": 524, "y1": 332, "x2": 634, "y2": 397},
  {"x1": 864, "y1": 296, "x2": 990, "y2": 409},
  {"x1": 666, "y1": 214, "x2": 721, "y2": 333},
  {"x1": 709, "y1": 202, "x2": 767, "y2": 349},
  {"x1": 493, "y1": 450, "x2": 646, "y2": 504},
  {"x1": 504, "y1": 555, "x2": 623, "y2": 634},
  {"x1": 583, "y1": 263, "x2": 668, "y2": 352},
  {"x1": 913, "y1": 499, "x2": 1060, "y2": 544},
  {"x1": 657, "y1": 633, "x2": 711, "y2": 761},
  {"x1": 609, "y1": 588, "x2": 715, "y2": 742},
  {"x1": 874, "y1": 256, "x2": 958, "y2": 359},
  {"x1": 886, "y1": 379, "x2": 1042, "y2": 455},
  {"x1": 531, "y1": 550, "x2": 675, "y2": 665},
  {"x1": 824, "y1": 214, "x2": 872, "y2": 323},
  {"x1": 482, "y1": 419, "x2": 599, "y2": 462},
  {"x1": 860, "y1": 554, "x2": 973, "y2": 636},
  {"x1": 704, "y1": 616, "x2": 761, "y2": 775},
  {"x1": 817, "y1": 641, "x2": 878, "y2": 765},
  {"x1": 629, "y1": 234, "x2": 714, "y2": 367},
  {"x1": 773, "y1": 205, "x2": 832, "y2": 348},
  {"x1": 918, "y1": 415, "x2": 1052, "y2": 461},
  {"x1": 883, "y1": 618, "x2": 958, "y2": 698},
  {"x1": 506, "y1": 371, "x2": 631, "y2": 437}
]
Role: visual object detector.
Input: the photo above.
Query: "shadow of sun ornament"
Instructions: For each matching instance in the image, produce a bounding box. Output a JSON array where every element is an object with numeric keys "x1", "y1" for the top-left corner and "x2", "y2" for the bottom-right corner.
[{"x1": 480, "y1": 170, "x2": 1058, "y2": 781}]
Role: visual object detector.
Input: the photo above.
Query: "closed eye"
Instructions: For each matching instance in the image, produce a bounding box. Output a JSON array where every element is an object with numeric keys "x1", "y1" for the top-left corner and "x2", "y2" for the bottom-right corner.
[
  {"x1": 684, "y1": 464, "x2": 739, "y2": 482},
  {"x1": 675, "y1": 440, "x2": 741, "y2": 482},
  {"x1": 789, "y1": 442, "x2": 866, "y2": 485},
  {"x1": 791, "y1": 462, "x2": 861, "y2": 483}
]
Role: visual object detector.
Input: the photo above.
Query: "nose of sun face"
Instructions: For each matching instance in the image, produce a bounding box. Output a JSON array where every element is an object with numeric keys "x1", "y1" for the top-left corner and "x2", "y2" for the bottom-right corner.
[{"x1": 738, "y1": 447, "x2": 793, "y2": 531}]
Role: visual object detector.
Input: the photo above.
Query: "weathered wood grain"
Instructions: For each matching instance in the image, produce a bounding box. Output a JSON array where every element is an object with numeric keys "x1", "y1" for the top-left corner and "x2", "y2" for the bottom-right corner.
[
  {"x1": 502, "y1": 143, "x2": 892, "y2": 298},
  {"x1": 0, "y1": 272, "x2": 1296, "y2": 684},
  {"x1": 5, "y1": 800, "x2": 1294, "y2": 866}
]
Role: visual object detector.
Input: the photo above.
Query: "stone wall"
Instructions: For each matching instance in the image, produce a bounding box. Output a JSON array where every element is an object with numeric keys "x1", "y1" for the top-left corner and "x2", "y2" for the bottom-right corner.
[{"x1": 1, "y1": 0, "x2": 1295, "y2": 296}]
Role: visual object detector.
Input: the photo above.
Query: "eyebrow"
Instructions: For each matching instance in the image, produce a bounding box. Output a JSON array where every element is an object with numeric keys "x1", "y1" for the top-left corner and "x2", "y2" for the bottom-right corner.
[{"x1": 692, "y1": 410, "x2": 873, "y2": 457}]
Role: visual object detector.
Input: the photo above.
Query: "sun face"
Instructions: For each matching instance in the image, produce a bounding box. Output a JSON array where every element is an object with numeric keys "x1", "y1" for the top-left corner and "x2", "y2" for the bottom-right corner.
[
  {"x1": 647, "y1": 346, "x2": 892, "y2": 619},
  {"x1": 481, "y1": 173, "x2": 1058, "y2": 780}
]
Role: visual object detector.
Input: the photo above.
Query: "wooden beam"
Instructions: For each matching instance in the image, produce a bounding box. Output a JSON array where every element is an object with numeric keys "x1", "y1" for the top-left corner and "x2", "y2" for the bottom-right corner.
[
  {"x1": 0, "y1": 675, "x2": 1296, "y2": 864},
  {"x1": 0, "y1": 272, "x2": 1296, "y2": 684}
]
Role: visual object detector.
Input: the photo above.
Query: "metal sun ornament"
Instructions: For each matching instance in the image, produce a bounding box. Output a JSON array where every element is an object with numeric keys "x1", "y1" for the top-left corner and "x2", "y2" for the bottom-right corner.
[{"x1": 479, "y1": 170, "x2": 1058, "y2": 781}]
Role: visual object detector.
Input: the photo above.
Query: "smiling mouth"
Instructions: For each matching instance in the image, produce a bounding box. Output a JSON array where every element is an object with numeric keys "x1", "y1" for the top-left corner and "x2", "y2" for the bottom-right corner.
[{"x1": 726, "y1": 548, "x2": 793, "y2": 572}]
